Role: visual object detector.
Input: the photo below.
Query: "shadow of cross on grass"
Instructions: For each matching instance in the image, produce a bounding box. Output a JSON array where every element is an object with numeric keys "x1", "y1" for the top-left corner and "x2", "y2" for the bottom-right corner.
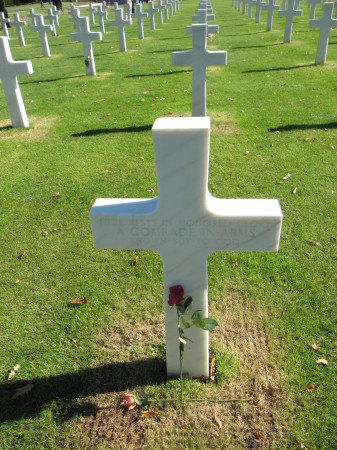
[{"x1": 0, "y1": 358, "x2": 166, "y2": 423}]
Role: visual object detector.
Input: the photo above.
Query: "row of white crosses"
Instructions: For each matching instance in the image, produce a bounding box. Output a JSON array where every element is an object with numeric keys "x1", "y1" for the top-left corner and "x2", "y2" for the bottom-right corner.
[
  {"x1": 90, "y1": 0, "x2": 283, "y2": 379},
  {"x1": 232, "y1": 0, "x2": 337, "y2": 62}
]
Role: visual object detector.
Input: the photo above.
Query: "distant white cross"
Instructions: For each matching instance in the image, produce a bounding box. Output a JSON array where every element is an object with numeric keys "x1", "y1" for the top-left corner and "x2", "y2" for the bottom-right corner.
[
  {"x1": 45, "y1": 8, "x2": 57, "y2": 36},
  {"x1": 166, "y1": 0, "x2": 174, "y2": 17},
  {"x1": 247, "y1": 0, "x2": 253, "y2": 17},
  {"x1": 90, "y1": 117, "x2": 283, "y2": 378},
  {"x1": 278, "y1": 0, "x2": 302, "y2": 42},
  {"x1": 157, "y1": 0, "x2": 167, "y2": 24},
  {"x1": 262, "y1": 0, "x2": 280, "y2": 31},
  {"x1": 0, "y1": 12, "x2": 10, "y2": 39},
  {"x1": 192, "y1": 8, "x2": 215, "y2": 22},
  {"x1": 69, "y1": 8, "x2": 82, "y2": 32},
  {"x1": 87, "y1": 3, "x2": 97, "y2": 24},
  {"x1": 309, "y1": 1, "x2": 337, "y2": 64},
  {"x1": 31, "y1": 14, "x2": 53, "y2": 57},
  {"x1": 70, "y1": 16, "x2": 102, "y2": 75},
  {"x1": 95, "y1": 4, "x2": 108, "y2": 33},
  {"x1": 242, "y1": 0, "x2": 249, "y2": 14},
  {"x1": 0, "y1": 36, "x2": 33, "y2": 128},
  {"x1": 11, "y1": 13, "x2": 27, "y2": 46},
  {"x1": 308, "y1": 0, "x2": 321, "y2": 19},
  {"x1": 109, "y1": 7, "x2": 131, "y2": 52},
  {"x1": 145, "y1": 1, "x2": 159, "y2": 30},
  {"x1": 172, "y1": 24, "x2": 227, "y2": 117},
  {"x1": 132, "y1": 3, "x2": 148, "y2": 39},
  {"x1": 52, "y1": 5, "x2": 60, "y2": 26},
  {"x1": 27, "y1": 8, "x2": 38, "y2": 26}
]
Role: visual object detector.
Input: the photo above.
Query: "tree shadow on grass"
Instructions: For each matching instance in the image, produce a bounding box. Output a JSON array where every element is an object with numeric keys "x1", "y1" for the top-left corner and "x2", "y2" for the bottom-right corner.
[
  {"x1": 268, "y1": 122, "x2": 337, "y2": 132},
  {"x1": 125, "y1": 69, "x2": 190, "y2": 78},
  {"x1": 0, "y1": 358, "x2": 166, "y2": 424},
  {"x1": 71, "y1": 124, "x2": 153, "y2": 137},
  {"x1": 242, "y1": 63, "x2": 314, "y2": 73}
]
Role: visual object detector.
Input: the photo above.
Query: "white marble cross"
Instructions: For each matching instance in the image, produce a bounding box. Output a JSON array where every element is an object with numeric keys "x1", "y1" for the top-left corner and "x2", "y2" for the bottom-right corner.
[
  {"x1": 251, "y1": 0, "x2": 266, "y2": 22},
  {"x1": 70, "y1": 16, "x2": 102, "y2": 75},
  {"x1": 31, "y1": 14, "x2": 53, "y2": 57},
  {"x1": 172, "y1": 24, "x2": 227, "y2": 117},
  {"x1": 192, "y1": 8, "x2": 215, "y2": 22},
  {"x1": 109, "y1": 7, "x2": 131, "y2": 52},
  {"x1": 308, "y1": 0, "x2": 321, "y2": 18},
  {"x1": 262, "y1": 0, "x2": 280, "y2": 31},
  {"x1": 164, "y1": 0, "x2": 170, "y2": 19},
  {"x1": 46, "y1": 8, "x2": 57, "y2": 36},
  {"x1": 242, "y1": 0, "x2": 249, "y2": 14},
  {"x1": 90, "y1": 117, "x2": 283, "y2": 378},
  {"x1": 278, "y1": 0, "x2": 302, "y2": 42},
  {"x1": 0, "y1": 36, "x2": 33, "y2": 128},
  {"x1": 166, "y1": 0, "x2": 174, "y2": 17},
  {"x1": 157, "y1": 0, "x2": 167, "y2": 24},
  {"x1": 309, "y1": 1, "x2": 337, "y2": 64},
  {"x1": 0, "y1": 12, "x2": 10, "y2": 39},
  {"x1": 28, "y1": 8, "x2": 38, "y2": 26},
  {"x1": 186, "y1": 22, "x2": 219, "y2": 35},
  {"x1": 69, "y1": 8, "x2": 82, "y2": 32},
  {"x1": 87, "y1": 3, "x2": 97, "y2": 24},
  {"x1": 95, "y1": 4, "x2": 108, "y2": 33},
  {"x1": 12, "y1": 13, "x2": 27, "y2": 46},
  {"x1": 132, "y1": 3, "x2": 148, "y2": 39},
  {"x1": 247, "y1": 0, "x2": 253, "y2": 17},
  {"x1": 145, "y1": 1, "x2": 159, "y2": 30},
  {"x1": 52, "y1": 5, "x2": 60, "y2": 26},
  {"x1": 102, "y1": 1, "x2": 108, "y2": 13}
]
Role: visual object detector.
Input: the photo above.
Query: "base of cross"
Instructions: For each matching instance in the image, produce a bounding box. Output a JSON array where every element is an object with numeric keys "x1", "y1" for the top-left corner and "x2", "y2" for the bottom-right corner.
[{"x1": 90, "y1": 117, "x2": 283, "y2": 379}]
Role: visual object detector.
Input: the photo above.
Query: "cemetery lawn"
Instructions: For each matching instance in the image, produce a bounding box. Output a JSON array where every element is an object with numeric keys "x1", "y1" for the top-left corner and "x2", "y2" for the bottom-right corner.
[{"x1": 0, "y1": 0, "x2": 336, "y2": 448}]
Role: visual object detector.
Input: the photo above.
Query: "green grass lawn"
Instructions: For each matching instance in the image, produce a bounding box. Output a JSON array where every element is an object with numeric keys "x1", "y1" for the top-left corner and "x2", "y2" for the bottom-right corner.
[{"x1": 0, "y1": 0, "x2": 336, "y2": 448}]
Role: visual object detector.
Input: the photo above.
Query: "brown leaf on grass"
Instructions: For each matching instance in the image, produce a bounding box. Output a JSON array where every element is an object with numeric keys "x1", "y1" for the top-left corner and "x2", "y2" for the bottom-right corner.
[
  {"x1": 331, "y1": 236, "x2": 337, "y2": 243},
  {"x1": 305, "y1": 383, "x2": 318, "y2": 392},
  {"x1": 213, "y1": 412, "x2": 223, "y2": 428},
  {"x1": 298, "y1": 442, "x2": 308, "y2": 450},
  {"x1": 229, "y1": 260, "x2": 239, "y2": 267},
  {"x1": 292, "y1": 187, "x2": 298, "y2": 194},
  {"x1": 94, "y1": 98, "x2": 105, "y2": 103},
  {"x1": 209, "y1": 353, "x2": 216, "y2": 381},
  {"x1": 141, "y1": 410, "x2": 159, "y2": 419},
  {"x1": 11, "y1": 383, "x2": 34, "y2": 399},
  {"x1": 308, "y1": 343, "x2": 319, "y2": 352},
  {"x1": 7, "y1": 365, "x2": 20, "y2": 381},
  {"x1": 283, "y1": 173, "x2": 292, "y2": 180},
  {"x1": 316, "y1": 359, "x2": 328, "y2": 366},
  {"x1": 147, "y1": 188, "x2": 154, "y2": 193},
  {"x1": 18, "y1": 251, "x2": 26, "y2": 260},
  {"x1": 15, "y1": 279, "x2": 22, "y2": 284},
  {"x1": 304, "y1": 138, "x2": 309, "y2": 142},
  {"x1": 266, "y1": 384, "x2": 280, "y2": 396},
  {"x1": 135, "y1": 256, "x2": 139, "y2": 267},
  {"x1": 309, "y1": 240, "x2": 321, "y2": 246},
  {"x1": 70, "y1": 297, "x2": 88, "y2": 306},
  {"x1": 42, "y1": 231, "x2": 48, "y2": 237},
  {"x1": 52, "y1": 192, "x2": 60, "y2": 198}
]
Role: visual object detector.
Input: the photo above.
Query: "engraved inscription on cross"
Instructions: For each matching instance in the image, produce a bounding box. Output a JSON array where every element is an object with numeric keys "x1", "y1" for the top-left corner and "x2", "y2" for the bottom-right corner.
[
  {"x1": 90, "y1": 117, "x2": 283, "y2": 378},
  {"x1": 172, "y1": 24, "x2": 227, "y2": 117},
  {"x1": 0, "y1": 36, "x2": 33, "y2": 128}
]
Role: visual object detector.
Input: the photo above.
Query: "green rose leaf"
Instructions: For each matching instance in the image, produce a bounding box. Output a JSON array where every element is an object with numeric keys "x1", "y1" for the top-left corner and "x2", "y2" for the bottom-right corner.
[
  {"x1": 183, "y1": 296, "x2": 193, "y2": 313},
  {"x1": 191, "y1": 310, "x2": 203, "y2": 323},
  {"x1": 201, "y1": 318, "x2": 218, "y2": 331},
  {"x1": 177, "y1": 302, "x2": 185, "y2": 314},
  {"x1": 135, "y1": 393, "x2": 150, "y2": 406},
  {"x1": 182, "y1": 317, "x2": 191, "y2": 329}
]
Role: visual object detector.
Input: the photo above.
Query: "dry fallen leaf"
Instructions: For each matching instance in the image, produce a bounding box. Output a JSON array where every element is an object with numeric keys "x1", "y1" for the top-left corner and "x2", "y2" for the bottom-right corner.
[
  {"x1": 299, "y1": 442, "x2": 308, "y2": 450},
  {"x1": 42, "y1": 231, "x2": 48, "y2": 237},
  {"x1": 209, "y1": 353, "x2": 216, "y2": 381},
  {"x1": 305, "y1": 383, "x2": 318, "y2": 392},
  {"x1": 52, "y1": 192, "x2": 60, "y2": 198},
  {"x1": 11, "y1": 383, "x2": 34, "y2": 399},
  {"x1": 94, "y1": 98, "x2": 105, "y2": 103},
  {"x1": 304, "y1": 137, "x2": 309, "y2": 142},
  {"x1": 283, "y1": 173, "x2": 292, "y2": 180},
  {"x1": 15, "y1": 279, "x2": 22, "y2": 284},
  {"x1": 331, "y1": 236, "x2": 337, "y2": 243},
  {"x1": 147, "y1": 188, "x2": 154, "y2": 193},
  {"x1": 213, "y1": 412, "x2": 223, "y2": 428},
  {"x1": 229, "y1": 260, "x2": 239, "y2": 267},
  {"x1": 18, "y1": 251, "x2": 26, "y2": 260},
  {"x1": 135, "y1": 256, "x2": 139, "y2": 267},
  {"x1": 141, "y1": 410, "x2": 160, "y2": 419},
  {"x1": 309, "y1": 240, "x2": 321, "y2": 246},
  {"x1": 293, "y1": 187, "x2": 298, "y2": 194},
  {"x1": 308, "y1": 343, "x2": 319, "y2": 352},
  {"x1": 70, "y1": 297, "x2": 88, "y2": 306},
  {"x1": 316, "y1": 359, "x2": 328, "y2": 366},
  {"x1": 7, "y1": 365, "x2": 20, "y2": 381}
]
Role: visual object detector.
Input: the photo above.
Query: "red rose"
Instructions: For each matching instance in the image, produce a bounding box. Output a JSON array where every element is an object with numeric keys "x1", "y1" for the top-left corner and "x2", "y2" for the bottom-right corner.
[
  {"x1": 168, "y1": 285, "x2": 184, "y2": 306},
  {"x1": 121, "y1": 393, "x2": 136, "y2": 411}
]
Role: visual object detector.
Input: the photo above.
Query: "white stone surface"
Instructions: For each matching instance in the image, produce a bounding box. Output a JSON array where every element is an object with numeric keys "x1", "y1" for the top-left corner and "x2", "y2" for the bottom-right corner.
[
  {"x1": 252, "y1": 0, "x2": 266, "y2": 23},
  {"x1": 157, "y1": 0, "x2": 167, "y2": 24},
  {"x1": 0, "y1": 12, "x2": 10, "y2": 39},
  {"x1": 242, "y1": 0, "x2": 248, "y2": 14},
  {"x1": 186, "y1": 23, "x2": 219, "y2": 35},
  {"x1": 262, "y1": 0, "x2": 280, "y2": 31},
  {"x1": 309, "y1": 1, "x2": 337, "y2": 64},
  {"x1": 308, "y1": 0, "x2": 321, "y2": 18},
  {"x1": 172, "y1": 24, "x2": 227, "y2": 117},
  {"x1": 109, "y1": 7, "x2": 131, "y2": 52},
  {"x1": 70, "y1": 16, "x2": 102, "y2": 75},
  {"x1": 166, "y1": 0, "x2": 174, "y2": 17},
  {"x1": 95, "y1": 4, "x2": 108, "y2": 33},
  {"x1": 192, "y1": 8, "x2": 215, "y2": 22},
  {"x1": 145, "y1": 1, "x2": 159, "y2": 30},
  {"x1": 27, "y1": 8, "x2": 38, "y2": 26},
  {"x1": 31, "y1": 14, "x2": 53, "y2": 57},
  {"x1": 87, "y1": 3, "x2": 96, "y2": 24},
  {"x1": 90, "y1": 117, "x2": 283, "y2": 378},
  {"x1": 132, "y1": 3, "x2": 148, "y2": 39},
  {"x1": 278, "y1": 0, "x2": 302, "y2": 42},
  {"x1": 11, "y1": 13, "x2": 27, "y2": 46},
  {"x1": 247, "y1": 0, "x2": 253, "y2": 17},
  {"x1": 46, "y1": 8, "x2": 57, "y2": 36},
  {"x1": 0, "y1": 36, "x2": 33, "y2": 128},
  {"x1": 69, "y1": 8, "x2": 82, "y2": 32},
  {"x1": 52, "y1": 5, "x2": 60, "y2": 26}
]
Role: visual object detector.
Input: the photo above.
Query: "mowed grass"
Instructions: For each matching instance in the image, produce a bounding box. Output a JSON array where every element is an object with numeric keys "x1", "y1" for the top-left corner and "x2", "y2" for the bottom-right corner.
[{"x1": 0, "y1": 0, "x2": 336, "y2": 448}]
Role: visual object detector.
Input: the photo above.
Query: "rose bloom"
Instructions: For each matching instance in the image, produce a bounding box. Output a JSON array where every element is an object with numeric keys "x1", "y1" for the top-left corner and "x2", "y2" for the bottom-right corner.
[
  {"x1": 207, "y1": 33, "x2": 213, "y2": 41},
  {"x1": 168, "y1": 285, "x2": 184, "y2": 306},
  {"x1": 121, "y1": 393, "x2": 136, "y2": 411}
]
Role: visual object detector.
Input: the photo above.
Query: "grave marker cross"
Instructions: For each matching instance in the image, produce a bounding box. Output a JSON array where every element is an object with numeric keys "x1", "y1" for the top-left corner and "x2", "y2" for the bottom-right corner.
[
  {"x1": 90, "y1": 117, "x2": 283, "y2": 378},
  {"x1": 0, "y1": 12, "x2": 10, "y2": 39},
  {"x1": 52, "y1": 5, "x2": 60, "y2": 26},
  {"x1": 95, "y1": 4, "x2": 108, "y2": 33},
  {"x1": 252, "y1": 0, "x2": 266, "y2": 23},
  {"x1": 146, "y1": 1, "x2": 159, "y2": 30},
  {"x1": 172, "y1": 24, "x2": 227, "y2": 117},
  {"x1": 87, "y1": 3, "x2": 97, "y2": 24},
  {"x1": 69, "y1": 8, "x2": 82, "y2": 32},
  {"x1": 11, "y1": 13, "x2": 27, "y2": 46},
  {"x1": 308, "y1": 0, "x2": 321, "y2": 19},
  {"x1": 132, "y1": 3, "x2": 149, "y2": 39},
  {"x1": 192, "y1": 8, "x2": 215, "y2": 23},
  {"x1": 109, "y1": 8, "x2": 131, "y2": 52},
  {"x1": 157, "y1": 0, "x2": 167, "y2": 24},
  {"x1": 262, "y1": 0, "x2": 280, "y2": 31},
  {"x1": 31, "y1": 14, "x2": 53, "y2": 57},
  {"x1": 28, "y1": 8, "x2": 38, "y2": 26},
  {"x1": 70, "y1": 16, "x2": 102, "y2": 75},
  {"x1": 0, "y1": 36, "x2": 33, "y2": 128},
  {"x1": 278, "y1": 0, "x2": 303, "y2": 42},
  {"x1": 309, "y1": 1, "x2": 337, "y2": 64},
  {"x1": 46, "y1": 8, "x2": 57, "y2": 36}
]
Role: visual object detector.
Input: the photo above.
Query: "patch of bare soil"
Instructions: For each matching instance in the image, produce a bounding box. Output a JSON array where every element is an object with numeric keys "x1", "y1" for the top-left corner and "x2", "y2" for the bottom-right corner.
[
  {"x1": 0, "y1": 116, "x2": 57, "y2": 141},
  {"x1": 210, "y1": 110, "x2": 239, "y2": 135},
  {"x1": 72, "y1": 290, "x2": 286, "y2": 449}
]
